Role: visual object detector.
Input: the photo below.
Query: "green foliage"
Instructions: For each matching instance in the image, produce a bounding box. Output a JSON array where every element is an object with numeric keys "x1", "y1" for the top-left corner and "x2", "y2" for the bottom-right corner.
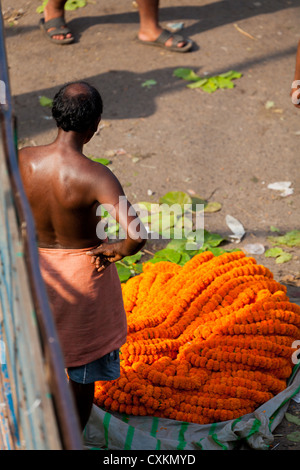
[
  {"x1": 88, "y1": 156, "x2": 111, "y2": 165},
  {"x1": 286, "y1": 431, "x2": 300, "y2": 443},
  {"x1": 173, "y1": 68, "x2": 242, "y2": 93},
  {"x1": 36, "y1": 0, "x2": 48, "y2": 13},
  {"x1": 159, "y1": 191, "x2": 192, "y2": 207},
  {"x1": 102, "y1": 190, "x2": 233, "y2": 282},
  {"x1": 264, "y1": 230, "x2": 300, "y2": 264},
  {"x1": 64, "y1": 0, "x2": 86, "y2": 10},
  {"x1": 135, "y1": 191, "x2": 221, "y2": 239},
  {"x1": 144, "y1": 231, "x2": 237, "y2": 270},
  {"x1": 115, "y1": 253, "x2": 143, "y2": 282},
  {"x1": 285, "y1": 413, "x2": 300, "y2": 426},
  {"x1": 115, "y1": 230, "x2": 236, "y2": 283},
  {"x1": 36, "y1": 0, "x2": 86, "y2": 13},
  {"x1": 39, "y1": 96, "x2": 53, "y2": 108},
  {"x1": 148, "y1": 248, "x2": 183, "y2": 265},
  {"x1": 267, "y1": 230, "x2": 300, "y2": 247},
  {"x1": 265, "y1": 247, "x2": 292, "y2": 264},
  {"x1": 141, "y1": 80, "x2": 157, "y2": 89}
]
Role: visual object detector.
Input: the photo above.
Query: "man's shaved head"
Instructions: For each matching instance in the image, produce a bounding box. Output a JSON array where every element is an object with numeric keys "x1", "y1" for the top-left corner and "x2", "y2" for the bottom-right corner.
[
  {"x1": 63, "y1": 82, "x2": 93, "y2": 97},
  {"x1": 52, "y1": 81, "x2": 103, "y2": 133}
]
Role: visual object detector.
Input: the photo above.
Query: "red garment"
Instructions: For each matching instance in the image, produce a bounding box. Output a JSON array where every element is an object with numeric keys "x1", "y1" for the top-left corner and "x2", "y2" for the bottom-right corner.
[{"x1": 38, "y1": 246, "x2": 127, "y2": 367}]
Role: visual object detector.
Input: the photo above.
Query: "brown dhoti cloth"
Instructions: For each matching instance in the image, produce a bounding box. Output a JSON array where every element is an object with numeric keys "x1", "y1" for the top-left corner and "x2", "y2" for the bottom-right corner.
[{"x1": 38, "y1": 246, "x2": 127, "y2": 368}]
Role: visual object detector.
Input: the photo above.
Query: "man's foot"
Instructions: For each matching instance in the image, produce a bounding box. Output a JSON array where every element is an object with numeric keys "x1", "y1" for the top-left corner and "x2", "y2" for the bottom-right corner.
[
  {"x1": 41, "y1": 2, "x2": 74, "y2": 44},
  {"x1": 137, "y1": 28, "x2": 192, "y2": 52},
  {"x1": 40, "y1": 17, "x2": 74, "y2": 44}
]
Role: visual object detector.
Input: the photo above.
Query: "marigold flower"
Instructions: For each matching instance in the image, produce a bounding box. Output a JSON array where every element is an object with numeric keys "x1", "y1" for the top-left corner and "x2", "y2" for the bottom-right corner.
[{"x1": 94, "y1": 252, "x2": 300, "y2": 425}]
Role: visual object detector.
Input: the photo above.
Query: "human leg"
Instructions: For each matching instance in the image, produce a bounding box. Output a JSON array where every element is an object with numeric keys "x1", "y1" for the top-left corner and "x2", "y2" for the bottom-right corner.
[
  {"x1": 69, "y1": 379, "x2": 95, "y2": 431},
  {"x1": 67, "y1": 350, "x2": 121, "y2": 431},
  {"x1": 40, "y1": 0, "x2": 74, "y2": 44},
  {"x1": 136, "y1": 0, "x2": 192, "y2": 52},
  {"x1": 40, "y1": 0, "x2": 191, "y2": 50}
]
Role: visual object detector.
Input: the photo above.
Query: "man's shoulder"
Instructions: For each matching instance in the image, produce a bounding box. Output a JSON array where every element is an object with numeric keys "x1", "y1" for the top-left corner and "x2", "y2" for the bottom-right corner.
[
  {"x1": 80, "y1": 156, "x2": 123, "y2": 197},
  {"x1": 82, "y1": 154, "x2": 116, "y2": 178},
  {"x1": 19, "y1": 145, "x2": 32, "y2": 156},
  {"x1": 18, "y1": 146, "x2": 37, "y2": 167},
  {"x1": 19, "y1": 145, "x2": 45, "y2": 159}
]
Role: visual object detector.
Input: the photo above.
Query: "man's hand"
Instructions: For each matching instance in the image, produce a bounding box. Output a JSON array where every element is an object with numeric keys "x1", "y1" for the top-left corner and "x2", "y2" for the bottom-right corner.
[{"x1": 86, "y1": 241, "x2": 127, "y2": 272}]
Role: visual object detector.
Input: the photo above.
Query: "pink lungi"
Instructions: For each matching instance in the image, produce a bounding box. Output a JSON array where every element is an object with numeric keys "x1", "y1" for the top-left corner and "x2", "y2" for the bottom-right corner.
[{"x1": 38, "y1": 246, "x2": 127, "y2": 368}]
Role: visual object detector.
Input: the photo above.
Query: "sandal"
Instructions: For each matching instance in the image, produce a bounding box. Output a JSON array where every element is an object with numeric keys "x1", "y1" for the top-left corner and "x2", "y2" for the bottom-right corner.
[
  {"x1": 136, "y1": 29, "x2": 192, "y2": 53},
  {"x1": 39, "y1": 17, "x2": 74, "y2": 45}
]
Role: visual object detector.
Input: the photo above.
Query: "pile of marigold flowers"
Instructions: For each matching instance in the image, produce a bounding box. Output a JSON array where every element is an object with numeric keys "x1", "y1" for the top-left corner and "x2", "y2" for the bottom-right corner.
[{"x1": 94, "y1": 251, "x2": 300, "y2": 425}]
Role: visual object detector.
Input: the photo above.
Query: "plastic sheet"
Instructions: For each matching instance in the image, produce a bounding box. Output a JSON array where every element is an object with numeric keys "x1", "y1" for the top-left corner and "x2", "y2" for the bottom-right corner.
[{"x1": 83, "y1": 365, "x2": 300, "y2": 451}]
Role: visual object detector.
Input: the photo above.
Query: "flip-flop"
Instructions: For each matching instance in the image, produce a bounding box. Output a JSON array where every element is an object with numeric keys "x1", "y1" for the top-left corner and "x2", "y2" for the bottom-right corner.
[
  {"x1": 39, "y1": 17, "x2": 74, "y2": 45},
  {"x1": 136, "y1": 29, "x2": 193, "y2": 53}
]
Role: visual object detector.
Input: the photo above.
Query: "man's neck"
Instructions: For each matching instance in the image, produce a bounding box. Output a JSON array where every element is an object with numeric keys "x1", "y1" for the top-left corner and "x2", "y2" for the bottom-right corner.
[{"x1": 54, "y1": 128, "x2": 90, "y2": 152}]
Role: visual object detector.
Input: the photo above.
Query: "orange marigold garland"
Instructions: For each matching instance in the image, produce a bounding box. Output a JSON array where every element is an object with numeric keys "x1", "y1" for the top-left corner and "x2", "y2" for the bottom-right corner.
[{"x1": 94, "y1": 251, "x2": 300, "y2": 425}]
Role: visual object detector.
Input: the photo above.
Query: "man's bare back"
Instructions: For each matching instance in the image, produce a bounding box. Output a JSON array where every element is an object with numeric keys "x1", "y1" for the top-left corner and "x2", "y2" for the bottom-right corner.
[{"x1": 20, "y1": 142, "x2": 119, "y2": 249}]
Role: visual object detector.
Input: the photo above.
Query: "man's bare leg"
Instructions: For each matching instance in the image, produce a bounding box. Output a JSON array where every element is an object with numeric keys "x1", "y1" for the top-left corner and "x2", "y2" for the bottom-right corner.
[
  {"x1": 69, "y1": 379, "x2": 95, "y2": 431},
  {"x1": 291, "y1": 40, "x2": 300, "y2": 108},
  {"x1": 136, "y1": 0, "x2": 191, "y2": 50},
  {"x1": 42, "y1": 0, "x2": 191, "y2": 50},
  {"x1": 43, "y1": 0, "x2": 73, "y2": 42}
]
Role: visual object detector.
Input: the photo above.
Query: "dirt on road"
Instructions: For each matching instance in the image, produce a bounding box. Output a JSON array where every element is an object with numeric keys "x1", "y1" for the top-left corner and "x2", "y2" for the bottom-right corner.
[{"x1": 2, "y1": 0, "x2": 300, "y2": 450}]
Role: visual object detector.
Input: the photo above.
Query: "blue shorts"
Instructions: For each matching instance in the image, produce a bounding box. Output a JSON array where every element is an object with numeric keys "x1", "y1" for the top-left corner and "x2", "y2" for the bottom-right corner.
[{"x1": 67, "y1": 349, "x2": 120, "y2": 384}]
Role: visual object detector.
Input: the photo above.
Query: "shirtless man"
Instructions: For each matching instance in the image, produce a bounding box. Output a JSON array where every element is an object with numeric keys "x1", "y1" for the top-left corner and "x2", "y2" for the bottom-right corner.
[
  {"x1": 19, "y1": 81, "x2": 146, "y2": 431},
  {"x1": 40, "y1": 0, "x2": 192, "y2": 52}
]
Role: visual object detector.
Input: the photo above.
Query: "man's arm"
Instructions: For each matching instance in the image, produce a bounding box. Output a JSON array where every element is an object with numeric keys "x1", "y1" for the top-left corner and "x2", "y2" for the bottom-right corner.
[{"x1": 86, "y1": 162, "x2": 147, "y2": 272}]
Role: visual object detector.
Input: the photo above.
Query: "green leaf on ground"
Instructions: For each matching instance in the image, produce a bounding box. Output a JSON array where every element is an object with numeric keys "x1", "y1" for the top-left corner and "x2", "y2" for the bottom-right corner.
[
  {"x1": 148, "y1": 210, "x2": 176, "y2": 235},
  {"x1": 174, "y1": 68, "x2": 242, "y2": 93},
  {"x1": 270, "y1": 226, "x2": 280, "y2": 232},
  {"x1": 190, "y1": 195, "x2": 207, "y2": 211},
  {"x1": 65, "y1": 0, "x2": 86, "y2": 10},
  {"x1": 136, "y1": 201, "x2": 159, "y2": 213},
  {"x1": 203, "y1": 229, "x2": 225, "y2": 248},
  {"x1": 148, "y1": 248, "x2": 182, "y2": 265},
  {"x1": 39, "y1": 96, "x2": 53, "y2": 108},
  {"x1": 265, "y1": 247, "x2": 284, "y2": 258},
  {"x1": 267, "y1": 230, "x2": 300, "y2": 247},
  {"x1": 116, "y1": 253, "x2": 143, "y2": 282},
  {"x1": 116, "y1": 264, "x2": 132, "y2": 283},
  {"x1": 141, "y1": 80, "x2": 157, "y2": 89},
  {"x1": 219, "y1": 70, "x2": 242, "y2": 80},
  {"x1": 275, "y1": 252, "x2": 293, "y2": 264},
  {"x1": 166, "y1": 238, "x2": 189, "y2": 252},
  {"x1": 285, "y1": 412, "x2": 300, "y2": 426},
  {"x1": 36, "y1": 0, "x2": 48, "y2": 13},
  {"x1": 203, "y1": 201, "x2": 222, "y2": 213},
  {"x1": 265, "y1": 247, "x2": 292, "y2": 264},
  {"x1": 287, "y1": 431, "x2": 300, "y2": 442},
  {"x1": 90, "y1": 157, "x2": 111, "y2": 165},
  {"x1": 118, "y1": 226, "x2": 239, "y2": 282},
  {"x1": 159, "y1": 191, "x2": 192, "y2": 207},
  {"x1": 36, "y1": 0, "x2": 86, "y2": 13},
  {"x1": 122, "y1": 253, "x2": 143, "y2": 265},
  {"x1": 173, "y1": 68, "x2": 204, "y2": 82}
]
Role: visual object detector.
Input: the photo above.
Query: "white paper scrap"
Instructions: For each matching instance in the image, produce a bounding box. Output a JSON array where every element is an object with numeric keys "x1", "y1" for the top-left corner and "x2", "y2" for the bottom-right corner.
[
  {"x1": 226, "y1": 215, "x2": 245, "y2": 243},
  {"x1": 243, "y1": 243, "x2": 265, "y2": 255},
  {"x1": 267, "y1": 181, "x2": 293, "y2": 197}
]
